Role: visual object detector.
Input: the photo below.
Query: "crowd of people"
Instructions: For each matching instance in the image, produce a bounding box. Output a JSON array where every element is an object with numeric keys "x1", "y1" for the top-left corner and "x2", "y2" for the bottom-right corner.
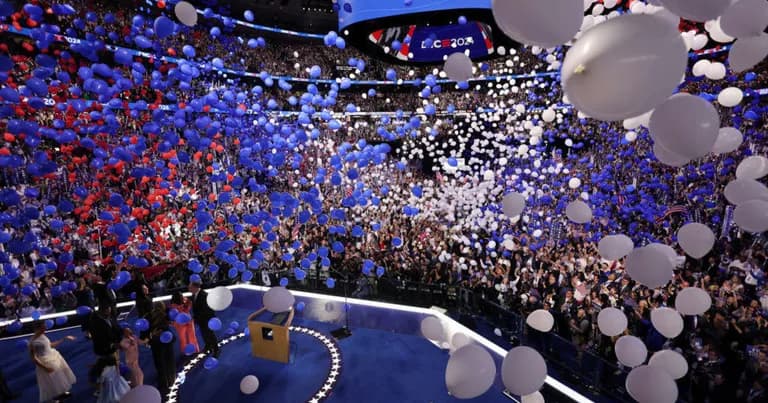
[{"x1": 0, "y1": 0, "x2": 767, "y2": 402}]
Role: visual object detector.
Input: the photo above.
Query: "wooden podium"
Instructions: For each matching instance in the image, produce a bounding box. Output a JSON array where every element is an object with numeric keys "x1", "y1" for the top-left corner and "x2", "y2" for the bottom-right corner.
[{"x1": 247, "y1": 307, "x2": 295, "y2": 363}]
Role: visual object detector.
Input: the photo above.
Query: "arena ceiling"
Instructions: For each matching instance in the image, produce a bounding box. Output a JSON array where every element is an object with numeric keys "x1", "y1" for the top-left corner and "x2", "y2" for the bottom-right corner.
[{"x1": 192, "y1": 0, "x2": 338, "y2": 34}]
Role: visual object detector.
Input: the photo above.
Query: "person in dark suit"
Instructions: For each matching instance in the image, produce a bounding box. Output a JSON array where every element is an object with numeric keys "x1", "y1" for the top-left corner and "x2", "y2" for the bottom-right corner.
[
  {"x1": 91, "y1": 275, "x2": 118, "y2": 319},
  {"x1": 148, "y1": 301, "x2": 175, "y2": 397},
  {"x1": 88, "y1": 304, "x2": 122, "y2": 386},
  {"x1": 188, "y1": 281, "x2": 219, "y2": 358},
  {"x1": 134, "y1": 284, "x2": 153, "y2": 340}
]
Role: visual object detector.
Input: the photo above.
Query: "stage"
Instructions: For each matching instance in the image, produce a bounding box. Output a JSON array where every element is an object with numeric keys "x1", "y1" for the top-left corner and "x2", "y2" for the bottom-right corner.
[{"x1": 0, "y1": 285, "x2": 591, "y2": 402}]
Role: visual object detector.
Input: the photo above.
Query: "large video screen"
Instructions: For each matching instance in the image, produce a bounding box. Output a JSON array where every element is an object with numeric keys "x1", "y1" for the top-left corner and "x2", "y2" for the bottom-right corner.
[
  {"x1": 369, "y1": 22, "x2": 494, "y2": 63},
  {"x1": 338, "y1": 0, "x2": 491, "y2": 29}
]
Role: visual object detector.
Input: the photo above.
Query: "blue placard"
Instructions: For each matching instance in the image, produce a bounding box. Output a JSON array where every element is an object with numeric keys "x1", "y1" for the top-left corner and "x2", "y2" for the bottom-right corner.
[
  {"x1": 338, "y1": 0, "x2": 491, "y2": 30},
  {"x1": 370, "y1": 22, "x2": 493, "y2": 62}
]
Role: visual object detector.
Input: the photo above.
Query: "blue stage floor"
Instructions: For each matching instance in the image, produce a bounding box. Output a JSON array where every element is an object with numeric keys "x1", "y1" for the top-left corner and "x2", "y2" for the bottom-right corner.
[{"x1": 0, "y1": 287, "x2": 583, "y2": 403}]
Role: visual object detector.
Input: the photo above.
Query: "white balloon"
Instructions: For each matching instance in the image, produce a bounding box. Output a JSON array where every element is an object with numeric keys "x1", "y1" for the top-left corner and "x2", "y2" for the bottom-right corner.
[
  {"x1": 625, "y1": 365, "x2": 678, "y2": 403},
  {"x1": 568, "y1": 177, "x2": 582, "y2": 189},
  {"x1": 502, "y1": 346, "x2": 547, "y2": 396},
  {"x1": 494, "y1": 328, "x2": 503, "y2": 337},
  {"x1": 649, "y1": 350, "x2": 689, "y2": 379},
  {"x1": 646, "y1": 243, "x2": 678, "y2": 267},
  {"x1": 717, "y1": 87, "x2": 743, "y2": 107},
  {"x1": 120, "y1": 385, "x2": 162, "y2": 403},
  {"x1": 623, "y1": 115, "x2": 643, "y2": 129},
  {"x1": 692, "y1": 34, "x2": 709, "y2": 50},
  {"x1": 502, "y1": 192, "x2": 526, "y2": 218},
  {"x1": 240, "y1": 375, "x2": 260, "y2": 394},
  {"x1": 598, "y1": 234, "x2": 634, "y2": 261},
  {"x1": 625, "y1": 246, "x2": 674, "y2": 288},
  {"x1": 675, "y1": 287, "x2": 712, "y2": 315},
  {"x1": 562, "y1": 14, "x2": 687, "y2": 121},
  {"x1": 724, "y1": 179, "x2": 768, "y2": 205},
  {"x1": 736, "y1": 156, "x2": 768, "y2": 180},
  {"x1": 262, "y1": 287, "x2": 295, "y2": 313},
  {"x1": 651, "y1": 307, "x2": 684, "y2": 338},
  {"x1": 625, "y1": 131, "x2": 638, "y2": 142},
  {"x1": 705, "y1": 62, "x2": 727, "y2": 80},
  {"x1": 734, "y1": 199, "x2": 768, "y2": 232},
  {"x1": 444, "y1": 52, "x2": 474, "y2": 82},
  {"x1": 174, "y1": 1, "x2": 198, "y2": 27},
  {"x1": 492, "y1": 0, "x2": 583, "y2": 48},
  {"x1": 541, "y1": 108, "x2": 556, "y2": 122},
  {"x1": 711, "y1": 127, "x2": 743, "y2": 154},
  {"x1": 445, "y1": 344, "x2": 497, "y2": 399},
  {"x1": 206, "y1": 286, "x2": 233, "y2": 311},
  {"x1": 526, "y1": 309, "x2": 554, "y2": 332},
  {"x1": 421, "y1": 316, "x2": 445, "y2": 341},
  {"x1": 708, "y1": 18, "x2": 736, "y2": 43},
  {"x1": 677, "y1": 223, "x2": 715, "y2": 258},
  {"x1": 692, "y1": 59, "x2": 711, "y2": 76},
  {"x1": 629, "y1": 1, "x2": 646, "y2": 13},
  {"x1": 650, "y1": 93, "x2": 720, "y2": 160},
  {"x1": 659, "y1": 0, "x2": 732, "y2": 22},
  {"x1": 728, "y1": 34, "x2": 768, "y2": 72},
  {"x1": 565, "y1": 200, "x2": 592, "y2": 224},
  {"x1": 503, "y1": 239, "x2": 516, "y2": 250},
  {"x1": 615, "y1": 335, "x2": 648, "y2": 368},
  {"x1": 451, "y1": 333, "x2": 471, "y2": 351},
  {"x1": 720, "y1": 0, "x2": 768, "y2": 38},
  {"x1": 521, "y1": 391, "x2": 545, "y2": 403},
  {"x1": 653, "y1": 142, "x2": 690, "y2": 167},
  {"x1": 597, "y1": 307, "x2": 628, "y2": 337}
]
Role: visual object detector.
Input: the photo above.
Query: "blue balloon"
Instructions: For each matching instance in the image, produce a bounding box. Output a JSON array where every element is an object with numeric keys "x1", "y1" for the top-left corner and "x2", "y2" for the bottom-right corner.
[
  {"x1": 76, "y1": 306, "x2": 92, "y2": 316},
  {"x1": 279, "y1": 277, "x2": 289, "y2": 287},
  {"x1": 183, "y1": 343, "x2": 197, "y2": 355},
  {"x1": 160, "y1": 331, "x2": 173, "y2": 344},
  {"x1": 412, "y1": 186, "x2": 423, "y2": 198},
  {"x1": 326, "y1": 278, "x2": 336, "y2": 289},
  {"x1": 182, "y1": 45, "x2": 196, "y2": 58},
  {"x1": 154, "y1": 16, "x2": 175, "y2": 38},
  {"x1": 204, "y1": 356, "x2": 219, "y2": 370},
  {"x1": 208, "y1": 317, "x2": 222, "y2": 331},
  {"x1": 392, "y1": 237, "x2": 403, "y2": 248},
  {"x1": 332, "y1": 241, "x2": 345, "y2": 253},
  {"x1": 309, "y1": 65, "x2": 322, "y2": 79},
  {"x1": 176, "y1": 313, "x2": 192, "y2": 325},
  {"x1": 244, "y1": 10, "x2": 255, "y2": 21},
  {"x1": 296, "y1": 301, "x2": 306, "y2": 312},
  {"x1": 135, "y1": 318, "x2": 149, "y2": 331}
]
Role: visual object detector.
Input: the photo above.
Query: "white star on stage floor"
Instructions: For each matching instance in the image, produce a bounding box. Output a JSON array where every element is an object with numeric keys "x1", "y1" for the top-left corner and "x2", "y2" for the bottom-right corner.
[{"x1": 169, "y1": 325, "x2": 342, "y2": 402}]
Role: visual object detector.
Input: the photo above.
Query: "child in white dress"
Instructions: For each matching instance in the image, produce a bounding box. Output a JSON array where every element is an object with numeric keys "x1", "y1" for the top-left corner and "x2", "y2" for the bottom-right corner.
[
  {"x1": 95, "y1": 355, "x2": 130, "y2": 403},
  {"x1": 29, "y1": 322, "x2": 76, "y2": 403}
]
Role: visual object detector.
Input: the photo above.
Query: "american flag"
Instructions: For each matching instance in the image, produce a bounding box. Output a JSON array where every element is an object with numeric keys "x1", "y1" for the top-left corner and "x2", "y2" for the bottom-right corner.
[
  {"x1": 617, "y1": 193, "x2": 625, "y2": 207},
  {"x1": 655, "y1": 205, "x2": 689, "y2": 224}
]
